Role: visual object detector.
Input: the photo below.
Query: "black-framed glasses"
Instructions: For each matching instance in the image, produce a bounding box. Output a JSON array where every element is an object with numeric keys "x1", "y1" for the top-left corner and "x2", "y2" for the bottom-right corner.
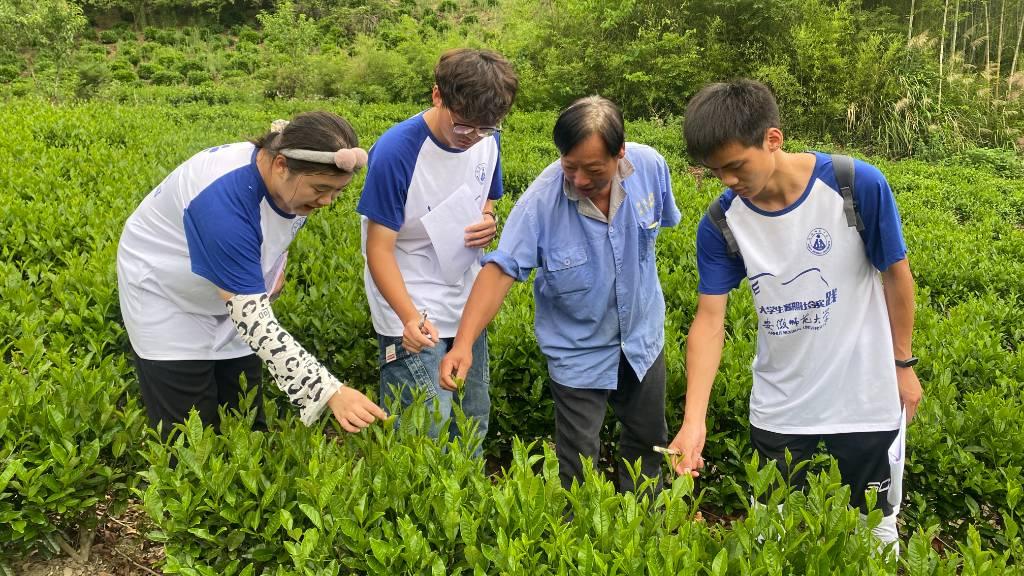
[{"x1": 449, "y1": 109, "x2": 502, "y2": 138}]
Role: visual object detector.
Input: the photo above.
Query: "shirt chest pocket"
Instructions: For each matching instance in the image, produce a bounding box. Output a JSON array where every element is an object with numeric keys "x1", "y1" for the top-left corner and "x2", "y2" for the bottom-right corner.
[
  {"x1": 639, "y1": 222, "x2": 659, "y2": 261},
  {"x1": 544, "y1": 244, "x2": 591, "y2": 295}
]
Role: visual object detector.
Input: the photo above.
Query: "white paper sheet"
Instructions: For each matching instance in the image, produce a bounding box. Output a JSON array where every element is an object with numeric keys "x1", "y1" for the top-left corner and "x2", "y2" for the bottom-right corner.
[
  {"x1": 887, "y1": 407, "x2": 907, "y2": 514},
  {"x1": 212, "y1": 251, "x2": 288, "y2": 351},
  {"x1": 420, "y1": 184, "x2": 484, "y2": 284}
]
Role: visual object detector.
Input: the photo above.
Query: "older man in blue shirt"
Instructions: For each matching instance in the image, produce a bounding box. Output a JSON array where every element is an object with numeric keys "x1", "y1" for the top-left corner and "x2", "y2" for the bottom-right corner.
[{"x1": 440, "y1": 96, "x2": 681, "y2": 492}]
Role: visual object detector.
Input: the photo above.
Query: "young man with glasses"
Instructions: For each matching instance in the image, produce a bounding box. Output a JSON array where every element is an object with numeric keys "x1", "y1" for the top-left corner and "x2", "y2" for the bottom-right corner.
[{"x1": 357, "y1": 48, "x2": 518, "y2": 448}]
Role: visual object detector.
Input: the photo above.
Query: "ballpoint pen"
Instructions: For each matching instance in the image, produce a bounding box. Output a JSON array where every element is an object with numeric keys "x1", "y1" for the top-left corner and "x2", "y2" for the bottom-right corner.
[{"x1": 418, "y1": 309, "x2": 432, "y2": 340}]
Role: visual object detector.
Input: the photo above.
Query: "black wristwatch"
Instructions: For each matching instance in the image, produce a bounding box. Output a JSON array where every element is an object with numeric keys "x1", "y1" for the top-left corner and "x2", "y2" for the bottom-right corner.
[{"x1": 895, "y1": 356, "x2": 919, "y2": 368}]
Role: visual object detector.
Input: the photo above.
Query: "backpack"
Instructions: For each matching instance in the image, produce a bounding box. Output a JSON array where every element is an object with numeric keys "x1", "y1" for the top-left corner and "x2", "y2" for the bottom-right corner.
[{"x1": 706, "y1": 154, "x2": 864, "y2": 259}]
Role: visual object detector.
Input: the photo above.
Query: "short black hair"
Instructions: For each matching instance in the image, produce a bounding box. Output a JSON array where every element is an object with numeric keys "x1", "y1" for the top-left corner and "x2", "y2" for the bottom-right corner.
[
  {"x1": 683, "y1": 79, "x2": 780, "y2": 163},
  {"x1": 552, "y1": 95, "x2": 624, "y2": 157},
  {"x1": 251, "y1": 111, "x2": 359, "y2": 175},
  {"x1": 435, "y1": 48, "x2": 519, "y2": 126}
]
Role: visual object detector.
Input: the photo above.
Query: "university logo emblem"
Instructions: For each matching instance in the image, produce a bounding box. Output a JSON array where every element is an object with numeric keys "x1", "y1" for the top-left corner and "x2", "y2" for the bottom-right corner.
[
  {"x1": 475, "y1": 162, "x2": 487, "y2": 184},
  {"x1": 806, "y1": 227, "x2": 832, "y2": 256}
]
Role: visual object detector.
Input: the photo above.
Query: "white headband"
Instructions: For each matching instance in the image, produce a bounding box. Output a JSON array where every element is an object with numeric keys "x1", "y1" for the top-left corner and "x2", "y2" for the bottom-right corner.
[
  {"x1": 270, "y1": 119, "x2": 368, "y2": 172},
  {"x1": 279, "y1": 148, "x2": 368, "y2": 172}
]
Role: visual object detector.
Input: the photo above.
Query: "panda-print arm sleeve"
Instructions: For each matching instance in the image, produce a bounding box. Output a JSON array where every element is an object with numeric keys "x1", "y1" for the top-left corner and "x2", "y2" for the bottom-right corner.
[{"x1": 226, "y1": 293, "x2": 340, "y2": 426}]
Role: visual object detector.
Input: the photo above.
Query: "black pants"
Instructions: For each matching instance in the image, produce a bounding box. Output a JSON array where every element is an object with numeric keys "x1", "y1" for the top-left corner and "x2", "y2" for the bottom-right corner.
[
  {"x1": 134, "y1": 353, "x2": 266, "y2": 439},
  {"x1": 750, "y1": 426, "x2": 899, "y2": 515},
  {"x1": 549, "y1": 350, "x2": 667, "y2": 493}
]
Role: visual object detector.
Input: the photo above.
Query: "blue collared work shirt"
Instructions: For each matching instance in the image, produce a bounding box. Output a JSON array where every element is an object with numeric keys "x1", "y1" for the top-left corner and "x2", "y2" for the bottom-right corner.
[{"x1": 482, "y1": 143, "x2": 681, "y2": 389}]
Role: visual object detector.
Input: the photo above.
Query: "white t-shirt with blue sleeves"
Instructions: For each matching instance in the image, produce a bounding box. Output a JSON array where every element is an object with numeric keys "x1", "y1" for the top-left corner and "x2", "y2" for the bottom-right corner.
[
  {"x1": 696, "y1": 152, "x2": 906, "y2": 434},
  {"x1": 357, "y1": 112, "x2": 503, "y2": 338},
  {"x1": 118, "y1": 143, "x2": 305, "y2": 360}
]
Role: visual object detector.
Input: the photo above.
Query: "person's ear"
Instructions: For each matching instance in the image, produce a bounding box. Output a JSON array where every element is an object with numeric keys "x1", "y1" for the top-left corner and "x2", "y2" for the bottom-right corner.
[
  {"x1": 272, "y1": 153, "x2": 290, "y2": 176},
  {"x1": 765, "y1": 127, "x2": 784, "y2": 152},
  {"x1": 431, "y1": 84, "x2": 443, "y2": 108},
  {"x1": 615, "y1": 144, "x2": 626, "y2": 159}
]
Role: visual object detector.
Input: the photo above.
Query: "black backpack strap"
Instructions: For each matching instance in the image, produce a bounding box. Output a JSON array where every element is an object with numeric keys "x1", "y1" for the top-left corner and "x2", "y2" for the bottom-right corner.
[
  {"x1": 707, "y1": 197, "x2": 741, "y2": 258},
  {"x1": 832, "y1": 154, "x2": 864, "y2": 231}
]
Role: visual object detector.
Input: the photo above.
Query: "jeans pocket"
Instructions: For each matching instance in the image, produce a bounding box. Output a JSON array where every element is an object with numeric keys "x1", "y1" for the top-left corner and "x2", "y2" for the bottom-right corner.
[{"x1": 379, "y1": 335, "x2": 440, "y2": 404}]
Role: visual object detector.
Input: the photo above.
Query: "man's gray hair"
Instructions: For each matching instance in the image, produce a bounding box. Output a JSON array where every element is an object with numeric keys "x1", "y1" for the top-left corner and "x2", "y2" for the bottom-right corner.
[{"x1": 553, "y1": 95, "x2": 624, "y2": 156}]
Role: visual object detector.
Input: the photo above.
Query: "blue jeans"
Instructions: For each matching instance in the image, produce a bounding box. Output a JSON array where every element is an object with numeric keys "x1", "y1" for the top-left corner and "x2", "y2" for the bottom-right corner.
[{"x1": 377, "y1": 331, "x2": 490, "y2": 449}]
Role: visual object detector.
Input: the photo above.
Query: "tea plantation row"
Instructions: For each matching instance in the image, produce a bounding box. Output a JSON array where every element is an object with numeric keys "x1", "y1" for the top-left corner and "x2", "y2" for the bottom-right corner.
[{"x1": 1, "y1": 95, "x2": 1023, "y2": 573}]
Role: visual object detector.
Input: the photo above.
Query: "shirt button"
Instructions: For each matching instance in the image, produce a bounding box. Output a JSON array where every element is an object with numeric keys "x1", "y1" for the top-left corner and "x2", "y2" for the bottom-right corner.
[
  {"x1": 610, "y1": 226, "x2": 615, "y2": 233},
  {"x1": 564, "y1": 258, "x2": 571, "y2": 265}
]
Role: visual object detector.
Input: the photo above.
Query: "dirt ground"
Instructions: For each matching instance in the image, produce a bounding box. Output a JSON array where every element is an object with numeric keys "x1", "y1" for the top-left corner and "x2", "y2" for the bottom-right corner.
[{"x1": 11, "y1": 502, "x2": 163, "y2": 576}]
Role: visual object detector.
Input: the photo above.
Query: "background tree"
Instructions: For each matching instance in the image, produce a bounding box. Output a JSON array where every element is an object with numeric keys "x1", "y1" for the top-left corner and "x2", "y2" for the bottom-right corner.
[{"x1": 0, "y1": 0, "x2": 86, "y2": 91}]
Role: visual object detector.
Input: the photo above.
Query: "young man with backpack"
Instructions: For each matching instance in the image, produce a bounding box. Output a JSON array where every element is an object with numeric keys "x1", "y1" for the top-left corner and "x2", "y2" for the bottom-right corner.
[{"x1": 667, "y1": 79, "x2": 922, "y2": 549}]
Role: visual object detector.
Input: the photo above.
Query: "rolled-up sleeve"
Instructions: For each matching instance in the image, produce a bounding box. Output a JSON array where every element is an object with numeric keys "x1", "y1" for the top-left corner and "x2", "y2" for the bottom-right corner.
[{"x1": 481, "y1": 193, "x2": 541, "y2": 282}]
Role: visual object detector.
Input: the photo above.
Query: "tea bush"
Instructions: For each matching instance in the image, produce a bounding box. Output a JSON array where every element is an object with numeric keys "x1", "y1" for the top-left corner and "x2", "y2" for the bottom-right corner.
[
  {"x1": 151, "y1": 69, "x2": 184, "y2": 86},
  {"x1": 187, "y1": 70, "x2": 213, "y2": 86},
  {"x1": 0, "y1": 63, "x2": 18, "y2": 83},
  {"x1": 1, "y1": 95, "x2": 1023, "y2": 572},
  {"x1": 139, "y1": 400, "x2": 911, "y2": 575}
]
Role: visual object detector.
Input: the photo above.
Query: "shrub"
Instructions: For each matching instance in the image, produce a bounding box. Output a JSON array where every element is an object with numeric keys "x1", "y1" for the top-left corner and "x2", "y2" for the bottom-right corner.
[
  {"x1": 179, "y1": 25, "x2": 202, "y2": 41},
  {"x1": 6, "y1": 79, "x2": 31, "y2": 97},
  {"x1": 177, "y1": 58, "x2": 205, "y2": 76},
  {"x1": 147, "y1": 28, "x2": 180, "y2": 46},
  {"x1": 234, "y1": 39, "x2": 258, "y2": 54},
  {"x1": 112, "y1": 24, "x2": 135, "y2": 41},
  {"x1": 136, "y1": 402, "x2": 1018, "y2": 574},
  {"x1": 1, "y1": 97, "x2": 1023, "y2": 567},
  {"x1": 163, "y1": 84, "x2": 235, "y2": 105},
  {"x1": 186, "y1": 70, "x2": 212, "y2": 86},
  {"x1": 334, "y1": 25, "x2": 436, "y2": 103},
  {"x1": 0, "y1": 64, "x2": 19, "y2": 83},
  {"x1": 236, "y1": 25, "x2": 261, "y2": 44},
  {"x1": 138, "y1": 41, "x2": 158, "y2": 60},
  {"x1": 257, "y1": 0, "x2": 317, "y2": 61},
  {"x1": 78, "y1": 42, "x2": 108, "y2": 57},
  {"x1": 225, "y1": 52, "x2": 257, "y2": 75},
  {"x1": 0, "y1": 357, "x2": 148, "y2": 561},
  {"x1": 136, "y1": 62, "x2": 160, "y2": 80},
  {"x1": 153, "y1": 47, "x2": 185, "y2": 73},
  {"x1": 261, "y1": 62, "x2": 312, "y2": 99},
  {"x1": 150, "y1": 69, "x2": 183, "y2": 86},
  {"x1": 111, "y1": 68, "x2": 138, "y2": 83},
  {"x1": 117, "y1": 45, "x2": 140, "y2": 67},
  {"x1": 950, "y1": 147, "x2": 1024, "y2": 179},
  {"x1": 99, "y1": 29, "x2": 120, "y2": 44},
  {"x1": 76, "y1": 58, "x2": 111, "y2": 95},
  {"x1": 207, "y1": 34, "x2": 230, "y2": 50},
  {"x1": 110, "y1": 58, "x2": 133, "y2": 73}
]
